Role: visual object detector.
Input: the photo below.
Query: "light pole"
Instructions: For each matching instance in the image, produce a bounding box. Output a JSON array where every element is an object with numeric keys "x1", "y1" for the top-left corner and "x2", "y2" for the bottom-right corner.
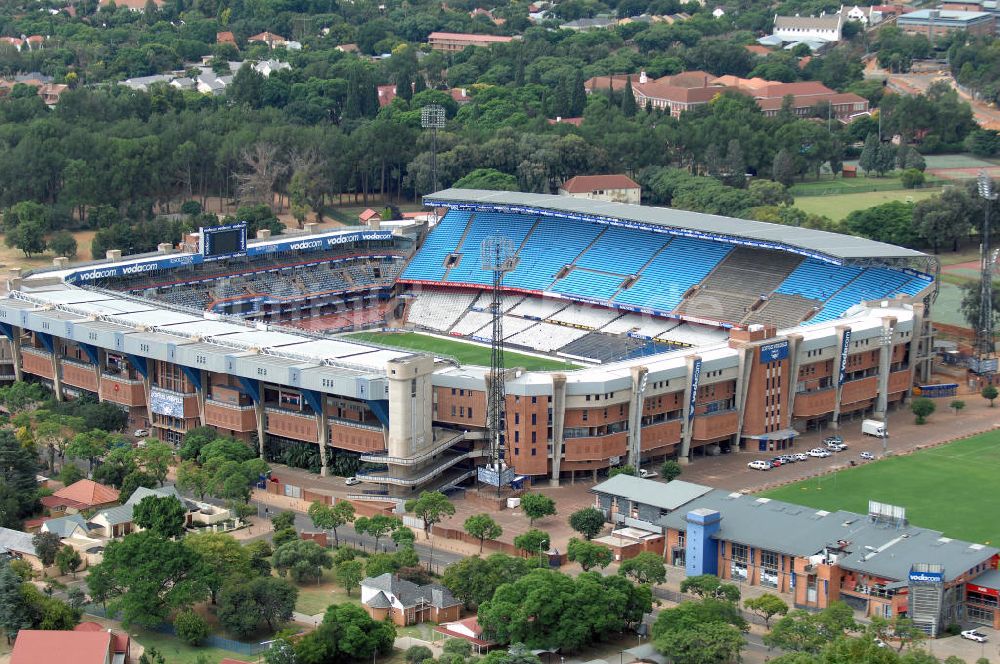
[
  {"x1": 878, "y1": 325, "x2": 894, "y2": 456},
  {"x1": 976, "y1": 170, "x2": 997, "y2": 377},
  {"x1": 420, "y1": 104, "x2": 446, "y2": 194}
]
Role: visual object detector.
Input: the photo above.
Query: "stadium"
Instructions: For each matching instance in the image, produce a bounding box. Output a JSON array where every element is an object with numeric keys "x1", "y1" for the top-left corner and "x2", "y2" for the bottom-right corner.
[{"x1": 0, "y1": 189, "x2": 938, "y2": 501}]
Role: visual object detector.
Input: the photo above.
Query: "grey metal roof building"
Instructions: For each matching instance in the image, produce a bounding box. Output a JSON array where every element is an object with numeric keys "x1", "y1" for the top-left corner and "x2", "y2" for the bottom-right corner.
[
  {"x1": 591, "y1": 475, "x2": 712, "y2": 511},
  {"x1": 424, "y1": 189, "x2": 927, "y2": 262},
  {"x1": 362, "y1": 573, "x2": 461, "y2": 609}
]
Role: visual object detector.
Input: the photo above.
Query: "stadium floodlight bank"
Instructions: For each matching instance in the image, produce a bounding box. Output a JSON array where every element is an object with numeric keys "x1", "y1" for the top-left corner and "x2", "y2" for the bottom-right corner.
[{"x1": 0, "y1": 195, "x2": 936, "y2": 498}]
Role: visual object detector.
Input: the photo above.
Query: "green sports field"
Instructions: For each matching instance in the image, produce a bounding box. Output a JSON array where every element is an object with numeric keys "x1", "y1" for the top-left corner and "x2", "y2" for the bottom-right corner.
[
  {"x1": 793, "y1": 188, "x2": 943, "y2": 221},
  {"x1": 346, "y1": 331, "x2": 579, "y2": 371},
  {"x1": 759, "y1": 429, "x2": 1000, "y2": 544}
]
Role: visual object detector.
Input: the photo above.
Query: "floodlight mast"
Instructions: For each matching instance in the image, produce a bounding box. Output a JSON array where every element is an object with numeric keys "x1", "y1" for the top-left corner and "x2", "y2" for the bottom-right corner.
[
  {"x1": 420, "y1": 105, "x2": 446, "y2": 194},
  {"x1": 976, "y1": 171, "x2": 997, "y2": 374},
  {"x1": 481, "y1": 236, "x2": 515, "y2": 497}
]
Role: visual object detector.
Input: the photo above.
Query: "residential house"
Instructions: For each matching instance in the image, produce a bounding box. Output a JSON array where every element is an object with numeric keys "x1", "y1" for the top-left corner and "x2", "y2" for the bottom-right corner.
[
  {"x1": 560, "y1": 17, "x2": 617, "y2": 30},
  {"x1": 427, "y1": 32, "x2": 514, "y2": 52},
  {"x1": 752, "y1": 80, "x2": 870, "y2": 120},
  {"x1": 38, "y1": 83, "x2": 67, "y2": 105},
  {"x1": 336, "y1": 43, "x2": 360, "y2": 53},
  {"x1": 449, "y1": 87, "x2": 473, "y2": 104},
  {"x1": 248, "y1": 31, "x2": 288, "y2": 48},
  {"x1": 0, "y1": 527, "x2": 42, "y2": 570},
  {"x1": 377, "y1": 84, "x2": 398, "y2": 107},
  {"x1": 217, "y1": 31, "x2": 237, "y2": 47},
  {"x1": 25, "y1": 35, "x2": 45, "y2": 51},
  {"x1": 361, "y1": 573, "x2": 462, "y2": 625},
  {"x1": 254, "y1": 59, "x2": 291, "y2": 77},
  {"x1": 771, "y1": 13, "x2": 844, "y2": 43},
  {"x1": 470, "y1": 8, "x2": 505, "y2": 25},
  {"x1": 712, "y1": 7, "x2": 726, "y2": 18},
  {"x1": 40, "y1": 479, "x2": 120, "y2": 515},
  {"x1": 196, "y1": 69, "x2": 233, "y2": 95},
  {"x1": 41, "y1": 514, "x2": 103, "y2": 567},
  {"x1": 11, "y1": 627, "x2": 130, "y2": 664},
  {"x1": 843, "y1": 4, "x2": 883, "y2": 26},
  {"x1": 585, "y1": 71, "x2": 727, "y2": 116},
  {"x1": 558, "y1": 174, "x2": 641, "y2": 204},
  {"x1": 896, "y1": 9, "x2": 995, "y2": 37},
  {"x1": 359, "y1": 209, "x2": 381, "y2": 225},
  {"x1": 434, "y1": 617, "x2": 497, "y2": 654},
  {"x1": 120, "y1": 74, "x2": 173, "y2": 91},
  {"x1": 745, "y1": 44, "x2": 773, "y2": 56},
  {"x1": 40, "y1": 514, "x2": 91, "y2": 540},
  {"x1": 548, "y1": 116, "x2": 583, "y2": 126},
  {"x1": 91, "y1": 485, "x2": 232, "y2": 538},
  {"x1": 0, "y1": 37, "x2": 24, "y2": 51}
]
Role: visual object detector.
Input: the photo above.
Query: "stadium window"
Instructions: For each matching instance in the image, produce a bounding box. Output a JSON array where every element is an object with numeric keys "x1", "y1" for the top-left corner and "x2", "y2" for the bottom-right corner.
[
  {"x1": 515, "y1": 413, "x2": 520, "y2": 425},
  {"x1": 582, "y1": 410, "x2": 588, "y2": 421},
  {"x1": 531, "y1": 413, "x2": 537, "y2": 425},
  {"x1": 531, "y1": 396, "x2": 537, "y2": 404},
  {"x1": 468, "y1": 408, "x2": 473, "y2": 419},
  {"x1": 514, "y1": 448, "x2": 519, "y2": 456},
  {"x1": 451, "y1": 388, "x2": 456, "y2": 395},
  {"x1": 531, "y1": 431, "x2": 537, "y2": 443},
  {"x1": 451, "y1": 406, "x2": 456, "y2": 416},
  {"x1": 586, "y1": 395, "x2": 591, "y2": 401},
  {"x1": 515, "y1": 431, "x2": 520, "y2": 443},
  {"x1": 531, "y1": 448, "x2": 537, "y2": 456},
  {"x1": 459, "y1": 406, "x2": 465, "y2": 417}
]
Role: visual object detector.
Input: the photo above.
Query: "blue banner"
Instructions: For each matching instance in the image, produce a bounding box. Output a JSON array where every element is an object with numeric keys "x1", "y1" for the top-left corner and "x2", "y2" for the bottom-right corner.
[
  {"x1": 838, "y1": 329, "x2": 852, "y2": 386},
  {"x1": 759, "y1": 340, "x2": 789, "y2": 363},
  {"x1": 688, "y1": 358, "x2": 702, "y2": 421},
  {"x1": 909, "y1": 570, "x2": 943, "y2": 583}
]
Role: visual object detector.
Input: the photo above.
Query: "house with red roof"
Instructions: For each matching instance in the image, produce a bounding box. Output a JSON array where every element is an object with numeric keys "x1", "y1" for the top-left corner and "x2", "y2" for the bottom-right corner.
[
  {"x1": 547, "y1": 116, "x2": 583, "y2": 126},
  {"x1": 248, "y1": 31, "x2": 288, "y2": 48},
  {"x1": 41, "y1": 479, "x2": 120, "y2": 514},
  {"x1": 558, "y1": 174, "x2": 641, "y2": 204},
  {"x1": 11, "y1": 626, "x2": 130, "y2": 664},
  {"x1": 359, "y1": 208, "x2": 381, "y2": 225},
  {"x1": 427, "y1": 32, "x2": 514, "y2": 53},
  {"x1": 217, "y1": 31, "x2": 237, "y2": 46},
  {"x1": 434, "y1": 616, "x2": 497, "y2": 654}
]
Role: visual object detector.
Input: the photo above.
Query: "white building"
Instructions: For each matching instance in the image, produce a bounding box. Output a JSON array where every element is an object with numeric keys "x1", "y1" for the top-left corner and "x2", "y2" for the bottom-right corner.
[
  {"x1": 558, "y1": 174, "x2": 641, "y2": 204},
  {"x1": 772, "y1": 12, "x2": 844, "y2": 42}
]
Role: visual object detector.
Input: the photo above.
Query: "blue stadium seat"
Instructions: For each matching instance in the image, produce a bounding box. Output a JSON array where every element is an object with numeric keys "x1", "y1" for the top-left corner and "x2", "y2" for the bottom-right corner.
[
  {"x1": 615, "y1": 237, "x2": 732, "y2": 313},
  {"x1": 503, "y1": 220, "x2": 604, "y2": 291},
  {"x1": 401, "y1": 210, "x2": 472, "y2": 281},
  {"x1": 444, "y1": 213, "x2": 537, "y2": 285},
  {"x1": 551, "y1": 269, "x2": 626, "y2": 301},
  {"x1": 810, "y1": 267, "x2": 915, "y2": 323},
  {"x1": 775, "y1": 259, "x2": 862, "y2": 302},
  {"x1": 574, "y1": 226, "x2": 669, "y2": 275}
]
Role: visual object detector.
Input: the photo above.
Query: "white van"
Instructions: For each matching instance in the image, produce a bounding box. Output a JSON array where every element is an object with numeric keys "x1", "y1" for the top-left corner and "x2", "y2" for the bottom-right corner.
[{"x1": 862, "y1": 419, "x2": 888, "y2": 438}]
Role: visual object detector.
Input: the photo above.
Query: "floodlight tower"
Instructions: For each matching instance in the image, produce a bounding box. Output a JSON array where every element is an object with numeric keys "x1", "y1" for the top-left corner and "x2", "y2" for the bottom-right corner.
[
  {"x1": 481, "y1": 236, "x2": 515, "y2": 495},
  {"x1": 976, "y1": 170, "x2": 998, "y2": 373},
  {"x1": 420, "y1": 104, "x2": 446, "y2": 193}
]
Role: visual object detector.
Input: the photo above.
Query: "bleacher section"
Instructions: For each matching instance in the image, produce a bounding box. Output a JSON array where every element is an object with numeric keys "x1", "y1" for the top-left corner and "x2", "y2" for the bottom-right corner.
[
  {"x1": 401, "y1": 209, "x2": 934, "y2": 339},
  {"x1": 561, "y1": 333, "x2": 677, "y2": 363},
  {"x1": 471, "y1": 291, "x2": 524, "y2": 313},
  {"x1": 507, "y1": 322, "x2": 590, "y2": 352},
  {"x1": 405, "y1": 291, "x2": 477, "y2": 333},
  {"x1": 615, "y1": 238, "x2": 733, "y2": 312},
  {"x1": 548, "y1": 304, "x2": 621, "y2": 330}
]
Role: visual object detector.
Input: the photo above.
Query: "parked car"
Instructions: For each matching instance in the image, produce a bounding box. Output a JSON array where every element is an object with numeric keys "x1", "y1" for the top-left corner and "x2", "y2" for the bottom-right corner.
[
  {"x1": 860, "y1": 452, "x2": 875, "y2": 461},
  {"x1": 961, "y1": 630, "x2": 988, "y2": 643},
  {"x1": 793, "y1": 453, "x2": 809, "y2": 461},
  {"x1": 133, "y1": 429, "x2": 149, "y2": 438},
  {"x1": 769, "y1": 458, "x2": 783, "y2": 468},
  {"x1": 747, "y1": 460, "x2": 772, "y2": 471},
  {"x1": 823, "y1": 435, "x2": 843, "y2": 446},
  {"x1": 638, "y1": 469, "x2": 659, "y2": 479},
  {"x1": 808, "y1": 448, "x2": 832, "y2": 458},
  {"x1": 827, "y1": 442, "x2": 848, "y2": 452},
  {"x1": 778, "y1": 455, "x2": 796, "y2": 464},
  {"x1": 345, "y1": 477, "x2": 361, "y2": 486}
]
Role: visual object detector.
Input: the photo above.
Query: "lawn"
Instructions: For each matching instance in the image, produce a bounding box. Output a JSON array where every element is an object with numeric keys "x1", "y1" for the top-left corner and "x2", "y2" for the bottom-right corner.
[
  {"x1": 126, "y1": 627, "x2": 235, "y2": 664},
  {"x1": 346, "y1": 331, "x2": 580, "y2": 371},
  {"x1": 788, "y1": 175, "x2": 942, "y2": 197},
  {"x1": 793, "y1": 188, "x2": 942, "y2": 221},
  {"x1": 759, "y1": 429, "x2": 1000, "y2": 544}
]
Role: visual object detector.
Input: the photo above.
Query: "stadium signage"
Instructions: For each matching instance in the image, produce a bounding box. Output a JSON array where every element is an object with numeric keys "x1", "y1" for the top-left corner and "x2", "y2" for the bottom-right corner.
[
  {"x1": 909, "y1": 571, "x2": 944, "y2": 583},
  {"x1": 838, "y1": 329, "x2": 852, "y2": 386},
  {"x1": 67, "y1": 260, "x2": 169, "y2": 284},
  {"x1": 688, "y1": 358, "x2": 702, "y2": 420},
  {"x1": 760, "y1": 340, "x2": 789, "y2": 363}
]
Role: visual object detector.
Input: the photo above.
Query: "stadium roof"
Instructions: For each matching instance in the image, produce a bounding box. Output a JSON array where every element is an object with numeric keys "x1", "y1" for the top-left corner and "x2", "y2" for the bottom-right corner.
[{"x1": 424, "y1": 189, "x2": 927, "y2": 262}]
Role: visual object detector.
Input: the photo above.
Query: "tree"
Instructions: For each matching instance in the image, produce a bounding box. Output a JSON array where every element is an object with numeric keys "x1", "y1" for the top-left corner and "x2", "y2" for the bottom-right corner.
[
  {"x1": 441, "y1": 553, "x2": 540, "y2": 610},
  {"x1": 519, "y1": 493, "x2": 556, "y2": 526},
  {"x1": 295, "y1": 603, "x2": 395, "y2": 664},
  {"x1": 119, "y1": 471, "x2": 157, "y2": 503},
  {"x1": 681, "y1": 575, "x2": 741, "y2": 602},
  {"x1": 950, "y1": 399, "x2": 966, "y2": 414},
  {"x1": 138, "y1": 648, "x2": 166, "y2": 664},
  {"x1": 65, "y1": 429, "x2": 116, "y2": 472},
  {"x1": 174, "y1": 609, "x2": 210, "y2": 646},
  {"x1": 132, "y1": 441, "x2": 173, "y2": 486},
  {"x1": 66, "y1": 587, "x2": 86, "y2": 610},
  {"x1": 844, "y1": 201, "x2": 917, "y2": 247},
  {"x1": 184, "y1": 532, "x2": 252, "y2": 604},
  {"x1": 218, "y1": 576, "x2": 298, "y2": 638},
  {"x1": 653, "y1": 598, "x2": 748, "y2": 640},
  {"x1": 661, "y1": 460, "x2": 683, "y2": 482},
  {"x1": 744, "y1": 593, "x2": 788, "y2": 627},
  {"x1": 982, "y1": 385, "x2": 998, "y2": 407},
  {"x1": 859, "y1": 133, "x2": 879, "y2": 176},
  {"x1": 910, "y1": 396, "x2": 935, "y2": 424},
  {"x1": 0, "y1": 563, "x2": 31, "y2": 641},
  {"x1": 454, "y1": 168, "x2": 519, "y2": 191},
  {"x1": 55, "y1": 545, "x2": 82, "y2": 577},
  {"x1": 655, "y1": 621, "x2": 745, "y2": 664},
  {"x1": 272, "y1": 527, "x2": 298, "y2": 550},
  {"x1": 31, "y1": 532, "x2": 62, "y2": 567},
  {"x1": 48, "y1": 232, "x2": 78, "y2": 259},
  {"x1": 568, "y1": 507, "x2": 606, "y2": 540},
  {"x1": 567, "y1": 538, "x2": 613, "y2": 571},
  {"x1": 271, "y1": 510, "x2": 296, "y2": 532},
  {"x1": 308, "y1": 500, "x2": 355, "y2": 547},
  {"x1": 772, "y1": 149, "x2": 795, "y2": 187},
  {"x1": 406, "y1": 645, "x2": 434, "y2": 664},
  {"x1": 335, "y1": 560, "x2": 364, "y2": 596},
  {"x1": 764, "y1": 603, "x2": 857, "y2": 653},
  {"x1": 272, "y1": 539, "x2": 333, "y2": 584},
  {"x1": 464, "y1": 514, "x2": 503, "y2": 552},
  {"x1": 87, "y1": 531, "x2": 208, "y2": 628},
  {"x1": 609, "y1": 464, "x2": 636, "y2": 478},
  {"x1": 5, "y1": 220, "x2": 46, "y2": 257},
  {"x1": 354, "y1": 514, "x2": 401, "y2": 550},
  {"x1": 391, "y1": 527, "x2": 416, "y2": 548},
  {"x1": 870, "y1": 615, "x2": 925, "y2": 654},
  {"x1": 513, "y1": 529, "x2": 550, "y2": 554},
  {"x1": 478, "y1": 570, "x2": 651, "y2": 651},
  {"x1": 133, "y1": 495, "x2": 186, "y2": 538},
  {"x1": 177, "y1": 461, "x2": 213, "y2": 501},
  {"x1": 900, "y1": 168, "x2": 925, "y2": 188},
  {"x1": 621, "y1": 76, "x2": 637, "y2": 117},
  {"x1": 619, "y1": 551, "x2": 667, "y2": 585},
  {"x1": 405, "y1": 491, "x2": 455, "y2": 539}
]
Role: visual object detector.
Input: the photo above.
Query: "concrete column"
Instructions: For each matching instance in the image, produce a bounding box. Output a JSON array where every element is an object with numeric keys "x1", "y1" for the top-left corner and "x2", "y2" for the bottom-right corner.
[
  {"x1": 386, "y1": 355, "x2": 435, "y2": 459},
  {"x1": 679, "y1": 354, "x2": 702, "y2": 463},
  {"x1": 51, "y1": 352, "x2": 64, "y2": 402},
  {"x1": 910, "y1": 303, "x2": 931, "y2": 385},
  {"x1": 549, "y1": 373, "x2": 566, "y2": 486},
  {"x1": 784, "y1": 334, "x2": 804, "y2": 427},
  {"x1": 831, "y1": 325, "x2": 851, "y2": 429},
  {"x1": 316, "y1": 410, "x2": 329, "y2": 477},
  {"x1": 627, "y1": 365, "x2": 648, "y2": 468},
  {"x1": 733, "y1": 346, "x2": 753, "y2": 452},
  {"x1": 10, "y1": 331, "x2": 22, "y2": 383},
  {"x1": 142, "y1": 375, "x2": 153, "y2": 427},
  {"x1": 196, "y1": 370, "x2": 207, "y2": 427},
  {"x1": 255, "y1": 401, "x2": 266, "y2": 460},
  {"x1": 875, "y1": 317, "x2": 897, "y2": 419}
]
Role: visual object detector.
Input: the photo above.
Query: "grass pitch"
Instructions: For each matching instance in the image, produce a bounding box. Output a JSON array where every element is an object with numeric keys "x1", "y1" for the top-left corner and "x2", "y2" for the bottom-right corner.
[
  {"x1": 793, "y1": 188, "x2": 942, "y2": 221},
  {"x1": 759, "y1": 429, "x2": 1000, "y2": 544},
  {"x1": 346, "y1": 331, "x2": 580, "y2": 371}
]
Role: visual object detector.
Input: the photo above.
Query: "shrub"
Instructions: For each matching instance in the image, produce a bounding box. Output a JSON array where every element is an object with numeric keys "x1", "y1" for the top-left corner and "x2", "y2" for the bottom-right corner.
[
  {"x1": 174, "y1": 609, "x2": 210, "y2": 646},
  {"x1": 900, "y1": 168, "x2": 925, "y2": 188}
]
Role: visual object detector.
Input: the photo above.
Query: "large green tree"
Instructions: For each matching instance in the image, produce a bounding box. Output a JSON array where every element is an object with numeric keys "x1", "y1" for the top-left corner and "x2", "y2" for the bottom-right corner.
[
  {"x1": 294, "y1": 603, "x2": 395, "y2": 664},
  {"x1": 218, "y1": 576, "x2": 298, "y2": 638},
  {"x1": 441, "y1": 553, "x2": 540, "y2": 610}
]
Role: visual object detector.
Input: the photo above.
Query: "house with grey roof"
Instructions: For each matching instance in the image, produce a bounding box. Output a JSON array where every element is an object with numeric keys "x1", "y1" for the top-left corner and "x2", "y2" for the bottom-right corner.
[
  {"x1": 90, "y1": 485, "x2": 231, "y2": 538},
  {"x1": 360, "y1": 573, "x2": 462, "y2": 626},
  {"x1": 40, "y1": 514, "x2": 90, "y2": 539},
  {"x1": 0, "y1": 527, "x2": 41, "y2": 569}
]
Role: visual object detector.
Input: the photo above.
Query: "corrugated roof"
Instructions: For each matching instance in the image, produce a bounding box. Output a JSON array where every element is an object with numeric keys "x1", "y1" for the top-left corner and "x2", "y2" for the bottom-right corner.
[
  {"x1": 41, "y1": 514, "x2": 89, "y2": 538},
  {"x1": 591, "y1": 476, "x2": 712, "y2": 511},
  {"x1": 0, "y1": 528, "x2": 36, "y2": 556},
  {"x1": 424, "y1": 189, "x2": 926, "y2": 261},
  {"x1": 11, "y1": 630, "x2": 111, "y2": 664}
]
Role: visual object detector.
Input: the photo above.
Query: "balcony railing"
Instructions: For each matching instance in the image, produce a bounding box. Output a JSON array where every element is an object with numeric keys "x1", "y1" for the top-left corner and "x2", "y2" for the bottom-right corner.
[
  {"x1": 329, "y1": 417, "x2": 383, "y2": 432},
  {"x1": 207, "y1": 399, "x2": 255, "y2": 411},
  {"x1": 360, "y1": 431, "x2": 466, "y2": 465}
]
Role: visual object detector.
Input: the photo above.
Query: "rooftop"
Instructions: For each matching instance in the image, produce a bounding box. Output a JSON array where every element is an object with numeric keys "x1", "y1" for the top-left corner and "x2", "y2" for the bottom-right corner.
[
  {"x1": 11, "y1": 630, "x2": 111, "y2": 664},
  {"x1": 591, "y1": 475, "x2": 712, "y2": 511},
  {"x1": 899, "y1": 8, "x2": 992, "y2": 19},
  {"x1": 423, "y1": 189, "x2": 927, "y2": 262},
  {"x1": 362, "y1": 573, "x2": 461, "y2": 608},
  {"x1": 0, "y1": 527, "x2": 36, "y2": 556},
  {"x1": 560, "y1": 174, "x2": 640, "y2": 193},
  {"x1": 53, "y1": 479, "x2": 120, "y2": 507}
]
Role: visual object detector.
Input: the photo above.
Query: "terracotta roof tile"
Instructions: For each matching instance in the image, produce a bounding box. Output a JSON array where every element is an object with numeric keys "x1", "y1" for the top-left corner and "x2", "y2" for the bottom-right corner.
[
  {"x1": 54, "y1": 480, "x2": 119, "y2": 508},
  {"x1": 560, "y1": 174, "x2": 639, "y2": 193},
  {"x1": 11, "y1": 630, "x2": 111, "y2": 664}
]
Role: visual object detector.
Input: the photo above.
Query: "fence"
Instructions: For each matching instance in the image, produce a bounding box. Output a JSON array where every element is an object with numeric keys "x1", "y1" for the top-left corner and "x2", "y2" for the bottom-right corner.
[{"x1": 85, "y1": 605, "x2": 269, "y2": 656}]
